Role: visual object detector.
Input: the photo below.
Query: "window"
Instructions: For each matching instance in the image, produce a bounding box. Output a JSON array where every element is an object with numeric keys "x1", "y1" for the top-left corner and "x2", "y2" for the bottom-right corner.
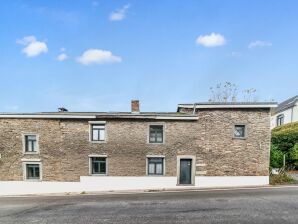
[
  {"x1": 26, "y1": 164, "x2": 40, "y2": 180},
  {"x1": 234, "y1": 125, "x2": 246, "y2": 138},
  {"x1": 276, "y1": 114, "x2": 284, "y2": 126},
  {"x1": 24, "y1": 134, "x2": 38, "y2": 153},
  {"x1": 91, "y1": 124, "x2": 105, "y2": 142},
  {"x1": 90, "y1": 157, "x2": 107, "y2": 175},
  {"x1": 148, "y1": 157, "x2": 164, "y2": 175},
  {"x1": 149, "y1": 125, "x2": 164, "y2": 143}
]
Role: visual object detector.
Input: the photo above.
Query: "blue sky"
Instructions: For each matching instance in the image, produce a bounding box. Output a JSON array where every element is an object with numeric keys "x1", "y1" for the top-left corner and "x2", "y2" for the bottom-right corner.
[{"x1": 1, "y1": 0, "x2": 297, "y2": 112}]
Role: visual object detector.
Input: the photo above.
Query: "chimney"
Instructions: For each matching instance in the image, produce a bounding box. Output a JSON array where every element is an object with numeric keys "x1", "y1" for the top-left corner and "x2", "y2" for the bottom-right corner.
[{"x1": 131, "y1": 100, "x2": 140, "y2": 113}]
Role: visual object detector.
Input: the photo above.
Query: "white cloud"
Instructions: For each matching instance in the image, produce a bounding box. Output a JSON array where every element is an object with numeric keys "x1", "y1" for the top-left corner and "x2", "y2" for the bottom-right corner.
[
  {"x1": 248, "y1": 40, "x2": 272, "y2": 49},
  {"x1": 196, "y1": 33, "x2": 226, "y2": 47},
  {"x1": 16, "y1": 35, "x2": 48, "y2": 57},
  {"x1": 77, "y1": 49, "x2": 122, "y2": 65},
  {"x1": 57, "y1": 53, "x2": 68, "y2": 61},
  {"x1": 109, "y1": 4, "x2": 130, "y2": 21}
]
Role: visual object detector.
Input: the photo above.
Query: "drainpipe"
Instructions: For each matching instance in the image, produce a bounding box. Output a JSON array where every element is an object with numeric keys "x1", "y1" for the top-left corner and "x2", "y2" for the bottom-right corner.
[
  {"x1": 291, "y1": 107, "x2": 294, "y2": 123},
  {"x1": 193, "y1": 103, "x2": 197, "y2": 115}
]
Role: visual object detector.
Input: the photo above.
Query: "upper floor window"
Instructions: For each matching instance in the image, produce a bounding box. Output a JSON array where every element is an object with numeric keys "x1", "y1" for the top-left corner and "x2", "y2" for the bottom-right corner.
[
  {"x1": 276, "y1": 114, "x2": 284, "y2": 126},
  {"x1": 24, "y1": 135, "x2": 38, "y2": 153},
  {"x1": 234, "y1": 125, "x2": 246, "y2": 138},
  {"x1": 149, "y1": 125, "x2": 164, "y2": 143},
  {"x1": 91, "y1": 124, "x2": 105, "y2": 142}
]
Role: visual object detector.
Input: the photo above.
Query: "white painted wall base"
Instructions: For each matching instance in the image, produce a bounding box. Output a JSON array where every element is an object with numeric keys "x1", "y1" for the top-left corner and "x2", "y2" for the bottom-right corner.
[{"x1": 0, "y1": 176, "x2": 269, "y2": 196}]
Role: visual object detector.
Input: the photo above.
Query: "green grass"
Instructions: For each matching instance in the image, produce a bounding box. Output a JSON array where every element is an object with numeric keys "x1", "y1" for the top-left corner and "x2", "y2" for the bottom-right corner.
[{"x1": 270, "y1": 174, "x2": 297, "y2": 185}]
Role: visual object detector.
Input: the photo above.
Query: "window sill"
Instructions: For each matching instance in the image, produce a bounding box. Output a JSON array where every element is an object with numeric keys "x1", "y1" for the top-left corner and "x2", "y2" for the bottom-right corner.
[
  {"x1": 232, "y1": 137, "x2": 247, "y2": 140},
  {"x1": 89, "y1": 141, "x2": 107, "y2": 144},
  {"x1": 23, "y1": 152, "x2": 39, "y2": 155},
  {"x1": 147, "y1": 174, "x2": 165, "y2": 176},
  {"x1": 90, "y1": 174, "x2": 107, "y2": 176},
  {"x1": 147, "y1": 142, "x2": 165, "y2": 145},
  {"x1": 24, "y1": 179, "x2": 42, "y2": 182},
  {"x1": 176, "y1": 184, "x2": 195, "y2": 186}
]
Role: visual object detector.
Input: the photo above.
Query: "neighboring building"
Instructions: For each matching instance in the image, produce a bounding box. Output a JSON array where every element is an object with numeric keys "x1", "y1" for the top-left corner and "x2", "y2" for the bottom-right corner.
[
  {"x1": 271, "y1": 95, "x2": 298, "y2": 129},
  {"x1": 0, "y1": 100, "x2": 276, "y2": 195}
]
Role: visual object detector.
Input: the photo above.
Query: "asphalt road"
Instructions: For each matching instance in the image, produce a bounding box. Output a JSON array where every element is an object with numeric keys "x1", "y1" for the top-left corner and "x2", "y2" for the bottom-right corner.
[{"x1": 1, "y1": 187, "x2": 298, "y2": 224}]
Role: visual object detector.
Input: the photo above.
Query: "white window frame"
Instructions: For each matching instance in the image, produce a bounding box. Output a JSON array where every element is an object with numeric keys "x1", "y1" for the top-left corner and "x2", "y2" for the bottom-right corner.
[
  {"x1": 276, "y1": 114, "x2": 284, "y2": 126},
  {"x1": 88, "y1": 154, "x2": 108, "y2": 176},
  {"x1": 147, "y1": 123, "x2": 166, "y2": 144},
  {"x1": 22, "y1": 160, "x2": 42, "y2": 181},
  {"x1": 233, "y1": 124, "x2": 247, "y2": 139},
  {"x1": 22, "y1": 133, "x2": 39, "y2": 154},
  {"x1": 89, "y1": 121, "x2": 107, "y2": 143},
  {"x1": 146, "y1": 155, "x2": 165, "y2": 175}
]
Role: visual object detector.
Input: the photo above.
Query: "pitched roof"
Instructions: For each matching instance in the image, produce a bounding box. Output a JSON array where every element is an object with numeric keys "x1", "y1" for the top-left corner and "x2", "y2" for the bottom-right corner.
[
  {"x1": 273, "y1": 95, "x2": 298, "y2": 114},
  {"x1": 177, "y1": 102, "x2": 277, "y2": 111},
  {"x1": 0, "y1": 112, "x2": 198, "y2": 120}
]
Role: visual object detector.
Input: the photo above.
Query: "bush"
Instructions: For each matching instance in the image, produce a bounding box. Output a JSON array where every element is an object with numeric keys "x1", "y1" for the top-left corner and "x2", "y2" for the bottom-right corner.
[
  {"x1": 271, "y1": 121, "x2": 298, "y2": 170},
  {"x1": 289, "y1": 144, "x2": 298, "y2": 169},
  {"x1": 272, "y1": 121, "x2": 298, "y2": 153},
  {"x1": 270, "y1": 173, "x2": 296, "y2": 185},
  {"x1": 270, "y1": 145, "x2": 284, "y2": 168}
]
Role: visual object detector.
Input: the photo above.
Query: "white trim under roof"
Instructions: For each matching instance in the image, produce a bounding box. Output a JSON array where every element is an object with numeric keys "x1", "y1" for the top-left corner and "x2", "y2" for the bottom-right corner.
[
  {"x1": 178, "y1": 103, "x2": 277, "y2": 109},
  {"x1": 0, "y1": 114, "x2": 198, "y2": 120},
  {"x1": 0, "y1": 114, "x2": 96, "y2": 119}
]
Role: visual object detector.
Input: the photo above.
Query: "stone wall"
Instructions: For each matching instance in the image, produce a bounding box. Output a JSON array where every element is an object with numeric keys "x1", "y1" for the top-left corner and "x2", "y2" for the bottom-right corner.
[{"x1": 0, "y1": 108, "x2": 271, "y2": 182}]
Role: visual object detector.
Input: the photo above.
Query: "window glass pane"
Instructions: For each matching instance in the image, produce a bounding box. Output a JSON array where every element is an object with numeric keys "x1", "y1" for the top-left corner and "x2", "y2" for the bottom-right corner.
[
  {"x1": 99, "y1": 129, "x2": 105, "y2": 141},
  {"x1": 28, "y1": 141, "x2": 33, "y2": 151},
  {"x1": 27, "y1": 135, "x2": 36, "y2": 140},
  {"x1": 234, "y1": 125, "x2": 245, "y2": 138},
  {"x1": 149, "y1": 158, "x2": 163, "y2": 163},
  {"x1": 92, "y1": 129, "x2": 99, "y2": 141},
  {"x1": 155, "y1": 163, "x2": 163, "y2": 174},
  {"x1": 33, "y1": 141, "x2": 37, "y2": 151},
  {"x1": 92, "y1": 162, "x2": 99, "y2": 174},
  {"x1": 156, "y1": 133, "x2": 163, "y2": 142},
  {"x1": 99, "y1": 162, "x2": 106, "y2": 173},
  {"x1": 26, "y1": 164, "x2": 40, "y2": 179},
  {"x1": 149, "y1": 136, "x2": 156, "y2": 142},
  {"x1": 35, "y1": 167, "x2": 40, "y2": 178},
  {"x1": 148, "y1": 163, "x2": 155, "y2": 174}
]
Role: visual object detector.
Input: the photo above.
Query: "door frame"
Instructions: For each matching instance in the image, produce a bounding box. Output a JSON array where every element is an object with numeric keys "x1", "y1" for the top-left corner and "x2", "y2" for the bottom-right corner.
[{"x1": 176, "y1": 155, "x2": 196, "y2": 186}]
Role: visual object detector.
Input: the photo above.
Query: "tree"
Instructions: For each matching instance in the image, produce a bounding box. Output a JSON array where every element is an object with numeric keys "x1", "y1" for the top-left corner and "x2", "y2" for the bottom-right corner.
[
  {"x1": 209, "y1": 82, "x2": 258, "y2": 102},
  {"x1": 209, "y1": 82, "x2": 237, "y2": 102}
]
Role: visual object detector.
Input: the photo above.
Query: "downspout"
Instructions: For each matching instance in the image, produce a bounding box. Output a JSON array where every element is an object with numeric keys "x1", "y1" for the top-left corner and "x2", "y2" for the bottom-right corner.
[
  {"x1": 291, "y1": 107, "x2": 294, "y2": 123},
  {"x1": 193, "y1": 103, "x2": 197, "y2": 115}
]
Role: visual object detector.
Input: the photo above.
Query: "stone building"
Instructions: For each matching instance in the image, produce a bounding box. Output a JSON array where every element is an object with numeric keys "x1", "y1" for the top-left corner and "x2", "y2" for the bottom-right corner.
[{"x1": 0, "y1": 100, "x2": 276, "y2": 195}]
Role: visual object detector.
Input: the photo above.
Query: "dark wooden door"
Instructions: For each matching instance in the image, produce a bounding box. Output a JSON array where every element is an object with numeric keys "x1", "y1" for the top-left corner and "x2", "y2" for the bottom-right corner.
[{"x1": 179, "y1": 159, "x2": 192, "y2": 184}]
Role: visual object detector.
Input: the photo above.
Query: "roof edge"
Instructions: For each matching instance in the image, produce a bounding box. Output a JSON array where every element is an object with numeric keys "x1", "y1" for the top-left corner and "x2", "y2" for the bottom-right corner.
[
  {"x1": 0, "y1": 114, "x2": 198, "y2": 120},
  {"x1": 178, "y1": 102, "x2": 278, "y2": 109}
]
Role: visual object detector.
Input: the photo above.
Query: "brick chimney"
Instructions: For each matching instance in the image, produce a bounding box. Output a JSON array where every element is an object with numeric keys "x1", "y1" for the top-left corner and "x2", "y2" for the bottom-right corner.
[{"x1": 131, "y1": 100, "x2": 140, "y2": 113}]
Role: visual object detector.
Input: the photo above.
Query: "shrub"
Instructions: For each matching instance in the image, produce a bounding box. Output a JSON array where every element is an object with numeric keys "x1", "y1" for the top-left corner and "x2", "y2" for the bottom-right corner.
[
  {"x1": 289, "y1": 144, "x2": 298, "y2": 169},
  {"x1": 270, "y1": 173, "x2": 296, "y2": 185},
  {"x1": 270, "y1": 145, "x2": 284, "y2": 168}
]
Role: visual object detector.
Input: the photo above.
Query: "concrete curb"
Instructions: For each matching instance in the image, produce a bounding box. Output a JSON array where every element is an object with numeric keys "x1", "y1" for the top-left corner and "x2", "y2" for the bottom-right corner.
[{"x1": 1, "y1": 184, "x2": 298, "y2": 198}]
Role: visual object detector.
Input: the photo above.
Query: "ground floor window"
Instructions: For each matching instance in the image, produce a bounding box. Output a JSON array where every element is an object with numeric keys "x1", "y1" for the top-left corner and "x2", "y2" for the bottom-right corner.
[
  {"x1": 90, "y1": 157, "x2": 107, "y2": 175},
  {"x1": 26, "y1": 164, "x2": 41, "y2": 180},
  {"x1": 148, "y1": 157, "x2": 164, "y2": 175}
]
